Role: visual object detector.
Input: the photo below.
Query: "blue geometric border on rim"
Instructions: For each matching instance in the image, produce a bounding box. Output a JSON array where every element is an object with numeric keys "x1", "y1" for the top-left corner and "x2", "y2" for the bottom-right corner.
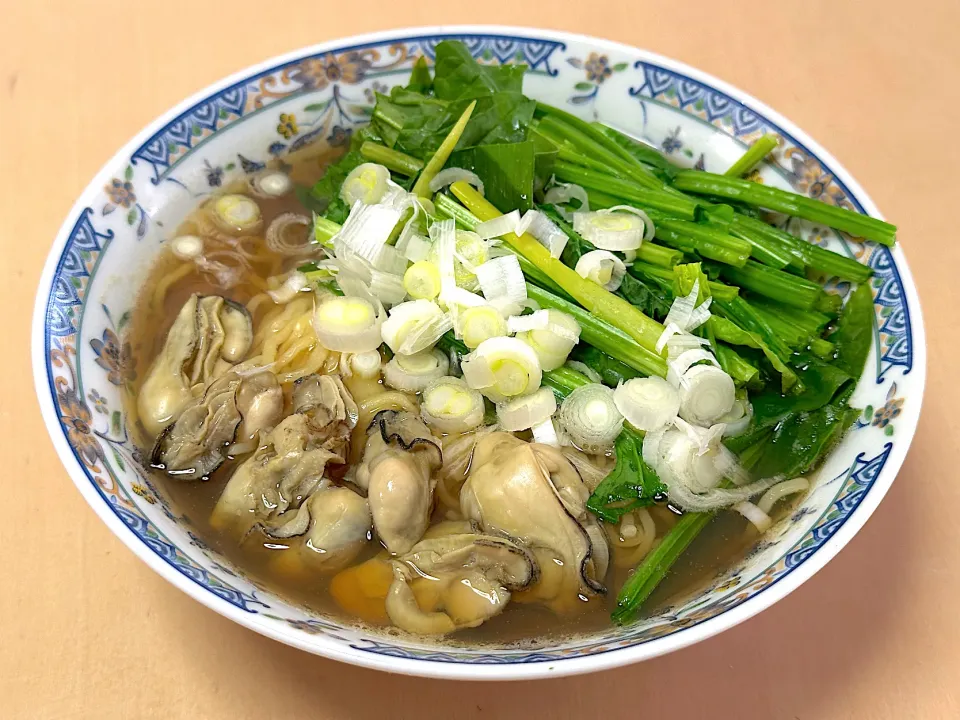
[{"x1": 43, "y1": 31, "x2": 913, "y2": 664}]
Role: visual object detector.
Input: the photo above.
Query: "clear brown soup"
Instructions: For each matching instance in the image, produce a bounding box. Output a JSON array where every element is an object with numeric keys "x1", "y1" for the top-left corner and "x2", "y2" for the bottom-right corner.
[{"x1": 128, "y1": 140, "x2": 786, "y2": 646}]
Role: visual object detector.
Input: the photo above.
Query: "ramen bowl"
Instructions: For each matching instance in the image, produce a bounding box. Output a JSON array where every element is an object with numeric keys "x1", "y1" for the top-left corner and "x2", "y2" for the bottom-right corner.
[{"x1": 32, "y1": 26, "x2": 925, "y2": 679}]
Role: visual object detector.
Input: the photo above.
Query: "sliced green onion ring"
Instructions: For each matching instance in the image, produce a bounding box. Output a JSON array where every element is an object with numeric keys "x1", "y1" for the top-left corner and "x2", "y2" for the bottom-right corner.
[
  {"x1": 678, "y1": 365, "x2": 736, "y2": 426},
  {"x1": 381, "y1": 299, "x2": 454, "y2": 355},
  {"x1": 420, "y1": 376, "x2": 486, "y2": 434},
  {"x1": 341, "y1": 163, "x2": 391, "y2": 206},
  {"x1": 461, "y1": 336, "x2": 542, "y2": 403},
  {"x1": 496, "y1": 387, "x2": 557, "y2": 432},
  {"x1": 459, "y1": 305, "x2": 508, "y2": 349},
  {"x1": 383, "y1": 349, "x2": 450, "y2": 392},
  {"x1": 312, "y1": 294, "x2": 384, "y2": 353},
  {"x1": 403, "y1": 261, "x2": 442, "y2": 300},
  {"x1": 613, "y1": 377, "x2": 680, "y2": 432},
  {"x1": 557, "y1": 383, "x2": 623, "y2": 453},
  {"x1": 575, "y1": 250, "x2": 627, "y2": 291}
]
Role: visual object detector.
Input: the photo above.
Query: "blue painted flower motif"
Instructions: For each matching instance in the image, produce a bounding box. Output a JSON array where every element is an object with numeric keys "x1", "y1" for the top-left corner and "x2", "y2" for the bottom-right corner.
[
  {"x1": 203, "y1": 159, "x2": 223, "y2": 187},
  {"x1": 872, "y1": 393, "x2": 903, "y2": 429},
  {"x1": 662, "y1": 126, "x2": 683, "y2": 154},
  {"x1": 327, "y1": 125, "x2": 351, "y2": 147},
  {"x1": 785, "y1": 148, "x2": 846, "y2": 205},
  {"x1": 267, "y1": 141, "x2": 287, "y2": 156},
  {"x1": 90, "y1": 328, "x2": 136, "y2": 386},
  {"x1": 105, "y1": 178, "x2": 136, "y2": 209},
  {"x1": 87, "y1": 388, "x2": 108, "y2": 414},
  {"x1": 584, "y1": 53, "x2": 613, "y2": 84},
  {"x1": 363, "y1": 81, "x2": 389, "y2": 104},
  {"x1": 293, "y1": 52, "x2": 371, "y2": 92},
  {"x1": 57, "y1": 388, "x2": 103, "y2": 467}
]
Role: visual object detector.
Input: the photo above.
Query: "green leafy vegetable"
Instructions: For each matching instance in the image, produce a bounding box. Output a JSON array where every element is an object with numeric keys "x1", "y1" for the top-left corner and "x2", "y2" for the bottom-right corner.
[
  {"x1": 588, "y1": 431, "x2": 668, "y2": 523},
  {"x1": 450, "y1": 140, "x2": 536, "y2": 212},
  {"x1": 433, "y1": 40, "x2": 526, "y2": 99},
  {"x1": 831, "y1": 282, "x2": 874, "y2": 376},
  {"x1": 412, "y1": 100, "x2": 477, "y2": 198},
  {"x1": 406, "y1": 56, "x2": 433, "y2": 94},
  {"x1": 568, "y1": 345, "x2": 641, "y2": 387}
]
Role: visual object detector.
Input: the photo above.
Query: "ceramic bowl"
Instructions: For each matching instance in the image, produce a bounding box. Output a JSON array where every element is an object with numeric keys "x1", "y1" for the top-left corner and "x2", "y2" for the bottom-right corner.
[{"x1": 32, "y1": 26, "x2": 925, "y2": 680}]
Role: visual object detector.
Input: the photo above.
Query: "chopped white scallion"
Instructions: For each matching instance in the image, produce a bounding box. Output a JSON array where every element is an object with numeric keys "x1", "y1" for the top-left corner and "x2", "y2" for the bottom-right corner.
[
  {"x1": 516, "y1": 210, "x2": 568, "y2": 258},
  {"x1": 403, "y1": 261, "x2": 442, "y2": 301},
  {"x1": 496, "y1": 387, "x2": 557, "y2": 432},
  {"x1": 557, "y1": 384, "x2": 623, "y2": 453},
  {"x1": 170, "y1": 235, "x2": 204, "y2": 261},
  {"x1": 573, "y1": 209, "x2": 647, "y2": 251},
  {"x1": 382, "y1": 349, "x2": 450, "y2": 392},
  {"x1": 429, "y1": 219, "x2": 457, "y2": 303},
  {"x1": 543, "y1": 181, "x2": 590, "y2": 221},
  {"x1": 251, "y1": 171, "x2": 292, "y2": 198},
  {"x1": 267, "y1": 271, "x2": 309, "y2": 304},
  {"x1": 604, "y1": 205, "x2": 655, "y2": 241},
  {"x1": 420, "y1": 376, "x2": 485, "y2": 434},
  {"x1": 380, "y1": 299, "x2": 453, "y2": 356},
  {"x1": 461, "y1": 336, "x2": 542, "y2": 403},
  {"x1": 397, "y1": 234, "x2": 432, "y2": 263},
  {"x1": 613, "y1": 377, "x2": 680, "y2": 432},
  {"x1": 474, "y1": 255, "x2": 527, "y2": 310},
  {"x1": 475, "y1": 211, "x2": 521, "y2": 240},
  {"x1": 368, "y1": 271, "x2": 407, "y2": 307},
  {"x1": 428, "y1": 167, "x2": 485, "y2": 196},
  {"x1": 514, "y1": 309, "x2": 581, "y2": 371},
  {"x1": 575, "y1": 250, "x2": 627, "y2": 291},
  {"x1": 666, "y1": 348, "x2": 720, "y2": 387},
  {"x1": 349, "y1": 350, "x2": 383, "y2": 380},
  {"x1": 214, "y1": 194, "x2": 262, "y2": 231},
  {"x1": 677, "y1": 364, "x2": 736, "y2": 426},
  {"x1": 459, "y1": 305, "x2": 508, "y2": 349},
  {"x1": 334, "y1": 201, "x2": 405, "y2": 274},
  {"x1": 531, "y1": 417, "x2": 561, "y2": 446},
  {"x1": 312, "y1": 295, "x2": 384, "y2": 353},
  {"x1": 663, "y1": 279, "x2": 712, "y2": 333},
  {"x1": 718, "y1": 395, "x2": 753, "y2": 437},
  {"x1": 341, "y1": 163, "x2": 391, "y2": 206}
]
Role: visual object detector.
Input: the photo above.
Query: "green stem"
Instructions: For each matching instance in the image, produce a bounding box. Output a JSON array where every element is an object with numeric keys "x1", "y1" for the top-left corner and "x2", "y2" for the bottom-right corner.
[
  {"x1": 629, "y1": 261, "x2": 739, "y2": 302},
  {"x1": 730, "y1": 215, "x2": 872, "y2": 283},
  {"x1": 589, "y1": 123, "x2": 679, "y2": 173},
  {"x1": 645, "y1": 210, "x2": 752, "y2": 267},
  {"x1": 612, "y1": 510, "x2": 714, "y2": 624},
  {"x1": 724, "y1": 134, "x2": 779, "y2": 177},
  {"x1": 313, "y1": 217, "x2": 340, "y2": 248},
  {"x1": 412, "y1": 100, "x2": 476, "y2": 198},
  {"x1": 552, "y1": 161, "x2": 700, "y2": 220},
  {"x1": 359, "y1": 141, "x2": 424, "y2": 176},
  {"x1": 716, "y1": 259, "x2": 822, "y2": 309},
  {"x1": 673, "y1": 170, "x2": 897, "y2": 247}
]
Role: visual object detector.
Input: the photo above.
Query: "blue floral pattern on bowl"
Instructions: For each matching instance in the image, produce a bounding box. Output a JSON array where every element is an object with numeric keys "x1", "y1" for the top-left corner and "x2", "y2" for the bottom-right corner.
[{"x1": 34, "y1": 28, "x2": 924, "y2": 678}]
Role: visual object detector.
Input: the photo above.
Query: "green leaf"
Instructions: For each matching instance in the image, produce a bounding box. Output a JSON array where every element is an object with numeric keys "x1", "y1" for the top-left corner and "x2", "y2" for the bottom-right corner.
[
  {"x1": 433, "y1": 40, "x2": 526, "y2": 100},
  {"x1": 126, "y1": 208, "x2": 137, "y2": 225},
  {"x1": 613, "y1": 62, "x2": 629, "y2": 72},
  {"x1": 110, "y1": 446, "x2": 126, "y2": 472},
  {"x1": 117, "y1": 310, "x2": 131, "y2": 331},
  {"x1": 406, "y1": 56, "x2": 433, "y2": 94},
  {"x1": 830, "y1": 282, "x2": 874, "y2": 377},
  {"x1": 303, "y1": 103, "x2": 327, "y2": 112},
  {"x1": 574, "y1": 82, "x2": 595, "y2": 91},
  {"x1": 124, "y1": 166, "x2": 133, "y2": 181},
  {"x1": 751, "y1": 400, "x2": 859, "y2": 478},
  {"x1": 587, "y1": 430, "x2": 667, "y2": 523},
  {"x1": 111, "y1": 410, "x2": 122, "y2": 436},
  {"x1": 450, "y1": 140, "x2": 536, "y2": 212}
]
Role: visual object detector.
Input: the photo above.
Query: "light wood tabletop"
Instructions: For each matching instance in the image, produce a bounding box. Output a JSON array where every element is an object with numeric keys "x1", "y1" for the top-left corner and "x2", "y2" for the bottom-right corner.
[{"x1": 2, "y1": 1, "x2": 958, "y2": 718}]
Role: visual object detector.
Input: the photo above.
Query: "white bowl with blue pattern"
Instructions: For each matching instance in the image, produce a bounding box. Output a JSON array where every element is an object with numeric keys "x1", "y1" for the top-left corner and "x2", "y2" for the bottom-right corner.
[{"x1": 32, "y1": 26, "x2": 925, "y2": 679}]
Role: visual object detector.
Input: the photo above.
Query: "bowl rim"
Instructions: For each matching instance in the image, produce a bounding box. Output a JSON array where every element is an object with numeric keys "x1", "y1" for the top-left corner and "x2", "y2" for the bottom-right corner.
[{"x1": 32, "y1": 24, "x2": 926, "y2": 680}]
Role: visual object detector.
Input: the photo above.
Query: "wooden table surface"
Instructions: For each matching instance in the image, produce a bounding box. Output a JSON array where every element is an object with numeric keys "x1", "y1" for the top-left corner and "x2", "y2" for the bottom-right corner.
[{"x1": 3, "y1": 1, "x2": 959, "y2": 718}]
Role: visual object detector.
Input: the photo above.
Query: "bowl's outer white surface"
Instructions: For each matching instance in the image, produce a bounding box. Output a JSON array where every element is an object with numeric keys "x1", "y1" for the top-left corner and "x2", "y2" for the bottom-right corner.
[{"x1": 32, "y1": 25, "x2": 925, "y2": 680}]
